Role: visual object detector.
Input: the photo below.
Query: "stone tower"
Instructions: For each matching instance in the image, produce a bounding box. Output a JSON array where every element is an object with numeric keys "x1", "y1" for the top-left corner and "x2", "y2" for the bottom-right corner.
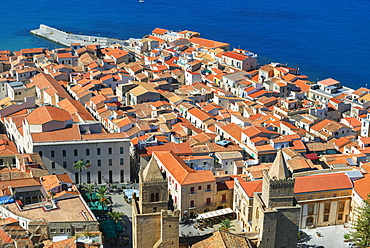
[
  {"x1": 139, "y1": 157, "x2": 169, "y2": 213},
  {"x1": 261, "y1": 150, "x2": 295, "y2": 209},
  {"x1": 252, "y1": 150, "x2": 301, "y2": 248},
  {"x1": 132, "y1": 156, "x2": 180, "y2": 248}
]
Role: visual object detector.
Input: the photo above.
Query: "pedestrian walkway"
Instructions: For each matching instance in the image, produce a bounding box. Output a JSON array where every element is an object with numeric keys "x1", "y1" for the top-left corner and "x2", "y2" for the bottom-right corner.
[{"x1": 104, "y1": 191, "x2": 133, "y2": 248}]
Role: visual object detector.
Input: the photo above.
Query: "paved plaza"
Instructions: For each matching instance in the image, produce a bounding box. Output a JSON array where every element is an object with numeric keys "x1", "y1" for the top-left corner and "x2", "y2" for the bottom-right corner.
[
  {"x1": 101, "y1": 193, "x2": 353, "y2": 248},
  {"x1": 298, "y1": 225, "x2": 353, "y2": 248}
]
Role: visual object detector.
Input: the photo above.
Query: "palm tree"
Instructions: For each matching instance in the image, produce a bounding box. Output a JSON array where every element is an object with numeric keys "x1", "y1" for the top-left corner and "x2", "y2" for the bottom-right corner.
[
  {"x1": 73, "y1": 160, "x2": 88, "y2": 186},
  {"x1": 96, "y1": 191, "x2": 111, "y2": 210},
  {"x1": 108, "y1": 211, "x2": 124, "y2": 233},
  {"x1": 97, "y1": 185, "x2": 108, "y2": 195},
  {"x1": 218, "y1": 219, "x2": 235, "y2": 232},
  {"x1": 83, "y1": 184, "x2": 95, "y2": 201}
]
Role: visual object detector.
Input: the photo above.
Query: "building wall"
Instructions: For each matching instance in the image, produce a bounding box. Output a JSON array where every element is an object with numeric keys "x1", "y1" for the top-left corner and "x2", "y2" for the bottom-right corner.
[
  {"x1": 33, "y1": 138, "x2": 130, "y2": 184},
  {"x1": 233, "y1": 180, "x2": 253, "y2": 232},
  {"x1": 132, "y1": 196, "x2": 180, "y2": 248},
  {"x1": 215, "y1": 188, "x2": 233, "y2": 210},
  {"x1": 296, "y1": 189, "x2": 352, "y2": 228}
]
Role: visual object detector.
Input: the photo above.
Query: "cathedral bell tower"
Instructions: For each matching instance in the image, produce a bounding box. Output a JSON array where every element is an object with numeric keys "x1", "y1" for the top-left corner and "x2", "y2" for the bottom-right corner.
[{"x1": 138, "y1": 157, "x2": 168, "y2": 214}]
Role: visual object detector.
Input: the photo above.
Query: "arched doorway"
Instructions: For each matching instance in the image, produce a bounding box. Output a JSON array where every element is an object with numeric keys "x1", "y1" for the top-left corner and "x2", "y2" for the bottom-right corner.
[{"x1": 306, "y1": 216, "x2": 314, "y2": 227}]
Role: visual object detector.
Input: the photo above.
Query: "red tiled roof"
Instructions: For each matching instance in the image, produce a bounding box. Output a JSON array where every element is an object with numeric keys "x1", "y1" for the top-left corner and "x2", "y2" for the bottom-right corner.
[
  {"x1": 26, "y1": 106, "x2": 72, "y2": 125},
  {"x1": 240, "y1": 180, "x2": 262, "y2": 197},
  {"x1": 222, "y1": 51, "x2": 249, "y2": 61},
  {"x1": 152, "y1": 28, "x2": 168, "y2": 35},
  {"x1": 188, "y1": 108, "x2": 213, "y2": 122},
  {"x1": 354, "y1": 174, "x2": 370, "y2": 200},
  {"x1": 154, "y1": 151, "x2": 215, "y2": 185},
  {"x1": 294, "y1": 173, "x2": 352, "y2": 194}
]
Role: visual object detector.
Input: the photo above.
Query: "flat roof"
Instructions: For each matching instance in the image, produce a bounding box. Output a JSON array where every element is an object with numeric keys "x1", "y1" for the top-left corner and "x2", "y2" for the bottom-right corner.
[{"x1": 7, "y1": 196, "x2": 96, "y2": 222}]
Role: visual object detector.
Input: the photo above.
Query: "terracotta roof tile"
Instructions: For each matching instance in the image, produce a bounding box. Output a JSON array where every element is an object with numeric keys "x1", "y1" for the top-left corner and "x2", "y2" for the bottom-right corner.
[
  {"x1": 239, "y1": 180, "x2": 262, "y2": 197},
  {"x1": 154, "y1": 151, "x2": 215, "y2": 185},
  {"x1": 26, "y1": 106, "x2": 72, "y2": 125},
  {"x1": 294, "y1": 173, "x2": 352, "y2": 194}
]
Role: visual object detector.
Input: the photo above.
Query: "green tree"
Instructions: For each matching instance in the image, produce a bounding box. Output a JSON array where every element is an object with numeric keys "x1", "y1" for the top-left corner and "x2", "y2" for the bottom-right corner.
[
  {"x1": 83, "y1": 184, "x2": 95, "y2": 200},
  {"x1": 348, "y1": 193, "x2": 370, "y2": 247},
  {"x1": 96, "y1": 190, "x2": 111, "y2": 210},
  {"x1": 218, "y1": 219, "x2": 235, "y2": 232},
  {"x1": 97, "y1": 185, "x2": 108, "y2": 195},
  {"x1": 73, "y1": 160, "x2": 88, "y2": 186},
  {"x1": 108, "y1": 211, "x2": 124, "y2": 233}
]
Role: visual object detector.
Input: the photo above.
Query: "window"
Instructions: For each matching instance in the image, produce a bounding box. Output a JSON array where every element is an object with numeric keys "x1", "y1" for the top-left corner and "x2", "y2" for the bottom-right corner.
[
  {"x1": 109, "y1": 170, "x2": 113, "y2": 183},
  {"x1": 87, "y1": 172, "x2": 91, "y2": 184},
  {"x1": 50, "y1": 229, "x2": 57, "y2": 234},
  {"x1": 120, "y1": 158, "x2": 124, "y2": 165},
  {"x1": 156, "y1": 193, "x2": 159, "y2": 201},
  {"x1": 51, "y1": 150, "x2": 55, "y2": 157},
  {"x1": 324, "y1": 203, "x2": 331, "y2": 214},
  {"x1": 66, "y1": 228, "x2": 71, "y2": 233},
  {"x1": 324, "y1": 214, "x2": 329, "y2": 222},
  {"x1": 206, "y1": 184, "x2": 211, "y2": 191},
  {"x1": 62, "y1": 150, "x2": 66, "y2": 157},
  {"x1": 338, "y1": 213, "x2": 343, "y2": 220},
  {"x1": 74, "y1": 149, "x2": 78, "y2": 156},
  {"x1": 63, "y1": 161, "x2": 67, "y2": 168},
  {"x1": 190, "y1": 187, "x2": 195, "y2": 194},
  {"x1": 150, "y1": 193, "x2": 155, "y2": 202},
  {"x1": 86, "y1": 149, "x2": 90, "y2": 156},
  {"x1": 39, "y1": 151, "x2": 43, "y2": 157},
  {"x1": 108, "y1": 147, "x2": 112, "y2": 155},
  {"x1": 206, "y1": 198, "x2": 211, "y2": 206},
  {"x1": 109, "y1": 159, "x2": 112, "y2": 166},
  {"x1": 51, "y1": 162, "x2": 55, "y2": 169},
  {"x1": 221, "y1": 194, "x2": 227, "y2": 203},
  {"x1": 339, "y1": 202, "x2": 345, "y2": 212},
  {"x1": 198, "y1": 186, "x2": 202, "y2": 191},
  {"x1": 98, "y1": 171, "x2": 102, "y2": 184},
  {"x1": 76, "y1": 228, "x2": 83, "y2": 233},
  {"x1": 97, "y1": 148, "x2": 101, "y2": 155},
  {"x1": 97, "y1": 160, "x2": 101, "y2": 167},
  {"x1": 190, "y1": 200, "x2": 195, "y2": 208},
  {"x1": 120, "y1": 170, "x2": 124, "y2": 183},
  {"x1": 60, "y1": 229, "x2": 64, "y2": 233},
  {"x1": 308, "y1": 204, "x2": 314, "y2": 215}
]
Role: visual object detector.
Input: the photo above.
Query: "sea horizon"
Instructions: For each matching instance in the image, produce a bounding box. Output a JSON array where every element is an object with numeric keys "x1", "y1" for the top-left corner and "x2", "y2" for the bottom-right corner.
[{"x1": 2, "y1": 0, "x2": 369, "y2": 89}]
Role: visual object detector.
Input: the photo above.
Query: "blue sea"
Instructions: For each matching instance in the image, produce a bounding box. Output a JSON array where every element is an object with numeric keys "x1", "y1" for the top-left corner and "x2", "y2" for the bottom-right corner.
[{"x1": 2, "y1": 0, "x2": 370, "y2": 88}]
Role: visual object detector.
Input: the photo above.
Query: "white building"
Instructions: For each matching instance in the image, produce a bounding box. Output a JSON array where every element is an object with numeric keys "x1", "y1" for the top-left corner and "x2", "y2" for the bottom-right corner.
[{"x1": 3, "y1": 105, "x2": 131, "y2": 184}]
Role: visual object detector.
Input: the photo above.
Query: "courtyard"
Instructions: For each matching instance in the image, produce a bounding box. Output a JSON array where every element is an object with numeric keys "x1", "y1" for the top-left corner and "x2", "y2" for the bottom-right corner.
[{"x1": 298, "y1": 225, "x2": 353, "y2": 248}]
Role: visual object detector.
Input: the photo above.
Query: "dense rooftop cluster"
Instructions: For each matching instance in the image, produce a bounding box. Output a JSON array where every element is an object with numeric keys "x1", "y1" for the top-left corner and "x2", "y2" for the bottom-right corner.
[{"x1": 0, "y1": 27, "x2": 369, "y2": 247}]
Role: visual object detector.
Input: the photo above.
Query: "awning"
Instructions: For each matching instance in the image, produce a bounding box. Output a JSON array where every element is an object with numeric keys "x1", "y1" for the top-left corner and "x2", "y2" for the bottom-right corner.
[{"x1": 196, "y1": 207, "x2": 234, "y2": 220}]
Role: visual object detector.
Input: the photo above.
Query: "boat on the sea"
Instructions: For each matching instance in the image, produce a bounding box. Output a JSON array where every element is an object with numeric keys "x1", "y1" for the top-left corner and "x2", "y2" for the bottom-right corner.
[{"x1": 139, "y1": 0, "x2": 144, "y2": 2}]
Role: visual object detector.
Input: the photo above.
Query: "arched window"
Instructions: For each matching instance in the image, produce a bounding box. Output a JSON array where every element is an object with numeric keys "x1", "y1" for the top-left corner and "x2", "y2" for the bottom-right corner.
[
  {"x1": 155, "y1": 193, "x2": 159, "y2": 202},
  {"x1": 150, "y1": 193, "x2": 155, "y2": 202}
]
